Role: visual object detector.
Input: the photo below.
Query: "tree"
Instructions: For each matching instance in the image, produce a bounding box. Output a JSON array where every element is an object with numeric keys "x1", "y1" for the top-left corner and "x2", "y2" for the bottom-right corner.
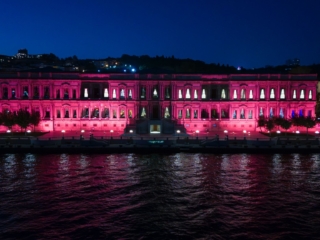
[
  {"x1": 301, "y1": 117, "x2": 316, "y2": 135},
  {"x1": 280, "y1": 119, "x2": 292, "y2": 135},
  {"x1": 15, "y1": 109, "x2": 31, "y2": 133},
  {"x1": 1, "y1": 110, "x2": 16, "y2": 130},
  {"x1": 265, "y1": 118, "x2": 275, "y2": 136},
  {"x1": 257, "y1": 116, "x2": 266, "y2": 132},
  {"x1": 30, "y1": 111, "x2": 40, "y2": 132}
]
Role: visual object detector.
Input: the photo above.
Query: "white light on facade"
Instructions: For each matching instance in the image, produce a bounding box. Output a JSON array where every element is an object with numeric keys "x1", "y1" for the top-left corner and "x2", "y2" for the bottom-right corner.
[{"x1": 315, "y1": 131, "x2": 319, "y2": 134}]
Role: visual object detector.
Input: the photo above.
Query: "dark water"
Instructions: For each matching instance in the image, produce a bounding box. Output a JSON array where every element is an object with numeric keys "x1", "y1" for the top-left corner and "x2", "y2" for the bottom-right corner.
[{"x1": 1, "y1": 153, "x2": 320, "y2": 240}]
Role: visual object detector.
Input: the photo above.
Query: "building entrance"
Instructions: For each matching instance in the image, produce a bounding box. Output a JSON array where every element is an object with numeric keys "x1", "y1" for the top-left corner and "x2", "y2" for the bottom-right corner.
[{"x1": 150, "y1": 124, "x2": 161, "y2": 134}]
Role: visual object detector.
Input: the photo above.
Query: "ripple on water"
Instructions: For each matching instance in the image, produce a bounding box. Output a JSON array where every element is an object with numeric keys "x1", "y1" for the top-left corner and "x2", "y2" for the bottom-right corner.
[{"x1": 1, "y1": 153, "x2": 320, "y2": 239}]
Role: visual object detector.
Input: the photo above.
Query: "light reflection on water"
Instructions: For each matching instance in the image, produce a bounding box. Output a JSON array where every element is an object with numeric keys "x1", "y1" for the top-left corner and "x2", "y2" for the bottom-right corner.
[{"x1": 0, "y1": 153, "x2": 320, "y2": 239}]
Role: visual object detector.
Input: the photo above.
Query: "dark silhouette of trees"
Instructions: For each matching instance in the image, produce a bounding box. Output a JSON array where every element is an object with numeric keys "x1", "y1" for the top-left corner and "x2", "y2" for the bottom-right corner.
[{"x1": 16, "y1": 109, "x2": 31, "y2": 133}]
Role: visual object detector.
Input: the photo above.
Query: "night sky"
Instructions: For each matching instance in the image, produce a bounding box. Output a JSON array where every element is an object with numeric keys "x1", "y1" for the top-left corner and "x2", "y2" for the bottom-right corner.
[{"x1": 1, "y1": 0, "x2": 320, "y2": 68}]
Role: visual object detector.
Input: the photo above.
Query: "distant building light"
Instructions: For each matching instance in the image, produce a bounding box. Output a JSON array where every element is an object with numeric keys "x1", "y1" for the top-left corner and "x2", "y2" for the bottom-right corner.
[
  {"x1": 237, "y1": 66, "x2": 242, "y2": 71},
  {"x1": 124, "y1": 69, "x2": 127, "y2": 72},
  {"x1": 131, "y1": 68, "x2": 136, "y2": 72}
]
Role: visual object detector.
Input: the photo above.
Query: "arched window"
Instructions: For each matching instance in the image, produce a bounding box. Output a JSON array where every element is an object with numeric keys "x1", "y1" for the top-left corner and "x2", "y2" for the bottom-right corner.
[
  {"x1": 309, "y1": 90, "x2": 312, "y2": 100},
  {"x1": 194, "y1": 89, "x2": 198, "y2": 99},
  {"x1": 259, "y1": 107, "x2": 264, "y2": 117},
  {"x1": 233, "y1": 90, "x2": 237, "y2": 99},
  {"x1": 280, "y1": 108, "x2": 284, "y2": 118},
  {"x1": 249, "y1": 90, "x2": 253, "y2": 99},
  {"x1": 240, "y1": 109, "x2": 245, "y2": 119},
  {"x1": 269, "y1": 108, "x2": 273, "y2": 118},
  {"x1": 186, "y1": 89, "x2": 191, "y2": 99},
  {"x1": 178, "y1": 89, "x2": 182, "y2": 99},
  {"x1": 260, "y1": 89, "x2": 265, "y2": 99},
  {"x1": 201, "y1": 89, "x2": 206, "y2": 99},
  {"x1": 280, "y1": 89, "x2": 285, "y2": 99},
  {"x1": 164, "y1": 107, "x2": 170, "y2": 118},
  {"x1": 186, "y1": 108, "x2": 191, "y2": 118},
  {"x1": 221, "y1": 89, "x2": 226, "y2": 99},
  {"x1": 104, "y1": 88, "x2": 109, "y2": 98},
  {"x1": 293, "y1": 90, "x2": 297, "y2": 99},
  {"x1": 241, "y1": 89, "x2": 245, "y2": 99},
  {"x1": 128, "y1": 89, "x2": 132, "y2": 99},
  {"x1": 112, "y1": 89, "x2": 116, "y2": 99},
  {"x1": 300, "y1": 89, "x2": 305, "y2": 99},
  {"x1": 141, "y1": 107, "x2": 146, "y2": 118},
  {"x1": 270, "y1": 88, "x2": 275, "y2": 99},
  {"x1": 84, "y1": 88, "x2": 88, "y2": 98}
]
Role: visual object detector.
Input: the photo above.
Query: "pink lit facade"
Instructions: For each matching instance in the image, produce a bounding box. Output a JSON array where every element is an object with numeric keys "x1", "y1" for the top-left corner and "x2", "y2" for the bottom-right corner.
[{"x1": 0, "y1": 72, "x2": 318, "y2": 134}]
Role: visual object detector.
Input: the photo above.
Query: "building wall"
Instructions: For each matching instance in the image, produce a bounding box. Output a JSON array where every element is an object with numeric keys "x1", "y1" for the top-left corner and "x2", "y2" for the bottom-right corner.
[{"x1": 0, "y1": 73, "x2": 317, "y2": 134}]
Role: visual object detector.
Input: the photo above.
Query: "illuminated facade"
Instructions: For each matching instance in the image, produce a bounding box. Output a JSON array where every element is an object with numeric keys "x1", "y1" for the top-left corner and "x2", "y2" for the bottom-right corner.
[{"x1": 0, "y1": 72, "x2": 317, "y2": 134}]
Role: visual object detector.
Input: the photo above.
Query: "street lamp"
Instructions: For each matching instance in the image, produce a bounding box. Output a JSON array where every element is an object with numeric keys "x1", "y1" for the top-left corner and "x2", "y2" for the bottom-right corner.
[
  {"x1": 61, "y1": 130, "x2": 65, "y2": 138},
  {"x1": 176, "y1": 130, "x2": 180, "y2": 134},
  {"x1": 195, "y1": 130, "x2": 199, "y2": 138},
  {"x1": 110, "y1": 129, "x2": 114, "y2": 138},
  {"x1": 224, "y1": 130, "x2": 228, "y2": 140},
  {"x1": 315, "y1": 131, "x2": 319, "y2": 134}
]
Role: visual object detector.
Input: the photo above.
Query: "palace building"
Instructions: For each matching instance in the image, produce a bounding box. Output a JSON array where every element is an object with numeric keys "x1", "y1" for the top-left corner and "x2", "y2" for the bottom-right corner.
[{"x1": 0, "y1": 72, "x2": 318, "y2": 134}]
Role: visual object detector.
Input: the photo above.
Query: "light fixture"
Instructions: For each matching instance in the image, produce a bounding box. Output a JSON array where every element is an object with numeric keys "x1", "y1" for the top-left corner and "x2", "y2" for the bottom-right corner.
[{"x1": 176, "y1": 130, "x2": 180, "y2": 133}]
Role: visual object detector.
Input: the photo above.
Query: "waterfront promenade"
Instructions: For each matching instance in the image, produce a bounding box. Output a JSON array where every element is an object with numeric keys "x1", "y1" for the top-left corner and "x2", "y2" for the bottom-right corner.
[{"x1": 0, "y1": 130, "x2": 319, "y2": 154}]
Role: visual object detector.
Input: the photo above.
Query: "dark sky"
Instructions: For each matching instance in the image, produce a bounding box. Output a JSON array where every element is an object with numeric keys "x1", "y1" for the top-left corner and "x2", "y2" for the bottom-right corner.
[{"x1": 1, "y1": 0, "x2": 320, "y2": 68}]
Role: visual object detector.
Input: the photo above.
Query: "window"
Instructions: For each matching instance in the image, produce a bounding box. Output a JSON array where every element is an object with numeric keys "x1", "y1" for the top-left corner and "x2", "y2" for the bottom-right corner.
[
  {"x1": 201, "y1": 89, "x2": 206, "y2": 99},
  {"x1": 280, "y1": 108, "x2": 284, "y2": 118},
  {"x1": 165, "y1": 87, "x2": 170, "y2": 99},
  {"x1": 73, "y1": 110, "x2": 77, "y2": 118},
  {"x1": 280, "y1": 89, "x2": 285, "y2": 99},
  {"x1": 249, "y1": 90, "x2": 253, "y2": 99},
  {"x1": 164, "y1": 107, "x2": 170, "y2": 118},
  {"x1": 23, "y1": 86, "x2": 29, "y2": 98},
  {"x1": 92, "y1": 108, "x2": 99, "y2": 118},
  {"x1": 270, "y1": 88, "x2": 275, "y2": 99},
  {"x1": 248, "y1": 110, "x2": 253, "y2": 119},
  {"x1": 44, "y1": 108, "x2": 50, "y2": 119},
  {"x1": 240, "y1": 109, "x2": 245, "y2": 119},
  {"x1": 186, "y1": 89, "x2": 191, "y2": 99},
  {"x1": 260, "y1": 89, "x2": 265, "y2": 99},
  {"x1": 194, "y1": 89, "x2": 198, "y2": 99},
  {"x1": 102, "y1": 108, "x2": 109, "y2": 118},
  {"x1": 44, "y1": 87, "x2": 50, "y2": 99},
  {"x1": 120, "y1": 109, "x2": 125, "y2": 118},
  {"x1": 221, "y1": 89, "x2": 226, "y2": 99},
  {"x1": 152, "y1": 87, "x2": 158, "y2": 99},
  {"x1": 64, "y1": 89, "x2": 69, "y2": 99},
  {"x1": 178, "y1": 110, "x2": 182, "y2": 119},
  {"x1": 128, "y1": 109, "x2": 132, "y2": 118},
  {"x1": 72, "y1": 89, "x2": 76, "y2": 99},
  {"x1": 233, "y1": 90, "x2": 237, "y2": 99},
  {"x1": 128, "y1": 89, "x2": 132, "y2": 99},
  {"x1": 113, "y1": 109, "x2": 117, "y2": 118},
  {"x1": 141, "y1": 87, "x2": 146, "y2": 99},
  {"x1": 82, "y1": 108, "x2": 89, "y2": 118},
  {"x1": 241, "y1": 89, "x2": 245, "y2": 99},
  {"x1": 104, "y1": 88, "x2": 109, "y2": 98},
  {"x1": 186, "y1": 109, "x2": 191, "y2": 119},
  {"x1": 11, "y1": 88, "x2": 16, "y2": 98},
  {"x1": 84, "y1": 88, "x2": 88, "y2": 98},
  {"x1": 194, "y1": 110, "x2": 198, "y2": 119},
  {"x1": 300, "y1": 90, "x2": 305, "y2": 99},
  {"x1": 269, "y1": 108, "x2": 273, "y2": 118},
  {"x1": 57, "y1": 110, "x2": 61, "y2": 118},
  {"x1": 2, "y1": 87, "x2": 8, "y2": 99},
  {"x1": 141, "y1": 107, "x2": 146, "y2": 118},
  {"x1": 308, "y1": 110, "x2": 312, "y2": 118},
  {"x1": 64, "y1": 109, "x2": 69, "y2": 118},
  {"x1": 211, "y1": 109, "x2": 218, "y2": 119},
  {"x1": 293, "y1": 90, "x2": 297, "y2": 99},
  {"x1": 259, "y1": 107, "x2": 264, "y2": 117},
  {"x1": 291, "y1": 110, "x2": 295, "y2": 118},
  {"x1": 33, "y1": 87, "x2": 39, "y2": 99},
  {"x1": 112, "y1": 89, "x2": 116, "y2": 99},
  {"x1": 221, "y1": 109, "x2": 228, "y2": 118},
  {"x1": 178, "y1": 89, "x2": 183, "y2": 99},
  {"x1": 120, "y1": 89, "x2": 125, "y2": 99},
  {"x1": 308, "y1": 90, "x2": 312, "y2": 100},
  {"x1": 233, "y1": 110, "x2": 237, "y2": 119}
]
